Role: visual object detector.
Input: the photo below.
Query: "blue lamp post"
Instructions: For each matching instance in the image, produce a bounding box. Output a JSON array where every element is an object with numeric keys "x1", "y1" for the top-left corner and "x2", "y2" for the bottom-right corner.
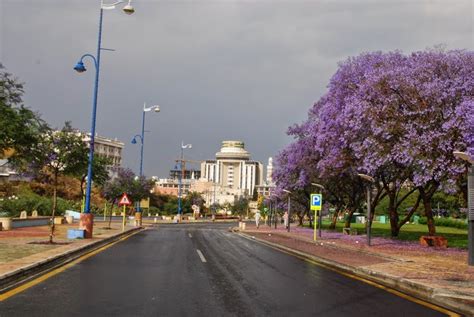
[
  {"x1": 131, "y1": 104, "x2": 160, "y2": 179},
  {"x1": 178, "y1": 142, "x2": 192, "y2": 219},
  {"x1": 131, "y1": 103, "x2": 160, "y2": 213},
  {"x1": 74, "y1": 0, "x2": 135, "y2": 238}
]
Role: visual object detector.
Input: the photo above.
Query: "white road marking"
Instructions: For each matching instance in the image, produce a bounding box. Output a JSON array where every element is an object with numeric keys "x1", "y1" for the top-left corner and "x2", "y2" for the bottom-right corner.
[
  {"x1": 188, "y1": 233, "x2": 192, "y2": 238},
  {"x1": 196, "y1": 249, "x2": 207, "y2": 263}
]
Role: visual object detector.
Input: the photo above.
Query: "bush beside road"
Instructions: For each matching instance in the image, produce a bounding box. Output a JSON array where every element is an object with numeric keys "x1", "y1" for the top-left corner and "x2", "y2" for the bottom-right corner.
[{"x1": 314, "y1": 221, "x2": 469, "y2": 248}]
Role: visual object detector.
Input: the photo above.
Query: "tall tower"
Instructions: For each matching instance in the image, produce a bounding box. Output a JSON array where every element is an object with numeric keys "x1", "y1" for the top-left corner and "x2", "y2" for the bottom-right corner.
[{"x1": 266, "y1": 157, "x2": 273, "y2": 183}]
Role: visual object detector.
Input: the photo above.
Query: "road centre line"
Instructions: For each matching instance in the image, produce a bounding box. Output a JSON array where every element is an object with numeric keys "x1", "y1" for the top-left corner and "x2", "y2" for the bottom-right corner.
[
  {"x1": 196, "y1": 249, "x2": 207, "y2": 263},
  {"x1": 188, "y1": 233, "x2": 192, "y2": 238}
]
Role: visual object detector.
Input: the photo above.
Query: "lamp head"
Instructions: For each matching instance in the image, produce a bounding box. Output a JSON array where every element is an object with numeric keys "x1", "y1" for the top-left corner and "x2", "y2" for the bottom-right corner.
[
  {"x1": 73, "y1": 61, "x2": 86, "y2": 73},
  {"x1": 122, "y1": 2, "x2": 135, "y2": 15},
  {"x1": 153, "y1": 106, "x2": 160, "y2": 113},
  {"x1": 453, "y1": 151, "x2": 474, "y2": 164},
  {"x1": 357, "y1": 173, "x2": 375, "y2": 183},
  {"x1": 131, "y1": 137, "x2": 137, "y2": 144}
]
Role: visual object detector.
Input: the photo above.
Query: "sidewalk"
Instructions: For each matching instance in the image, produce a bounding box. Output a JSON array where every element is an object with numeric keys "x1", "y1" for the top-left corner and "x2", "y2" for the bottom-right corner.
[
  {"x1": 0, "y1": 221, "x2": 141, "y2": 290},
  {"x1": 239, "y1": 223, "x2": 474, "y2": 316}
]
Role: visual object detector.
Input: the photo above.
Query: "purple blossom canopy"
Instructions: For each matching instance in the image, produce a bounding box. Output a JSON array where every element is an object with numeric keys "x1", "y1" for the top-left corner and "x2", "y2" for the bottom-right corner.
[{"x1": 274, "y1": 48, "x2": 474, "y2": 199}]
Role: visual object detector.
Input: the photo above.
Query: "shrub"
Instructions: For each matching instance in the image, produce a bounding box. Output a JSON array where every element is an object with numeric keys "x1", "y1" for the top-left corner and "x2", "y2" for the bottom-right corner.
[
  {"x1": 0, "y1": 191, "x2": 78, "y2": 217},
  {"x1": 416, "y1": 216, "x2": 466, "y2": 230}
]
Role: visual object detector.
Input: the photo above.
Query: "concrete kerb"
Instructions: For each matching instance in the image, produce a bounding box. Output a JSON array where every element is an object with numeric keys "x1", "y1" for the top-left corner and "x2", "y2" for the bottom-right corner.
[
  {"x1": 237, "y1": 231, "x2": 472, "y2": 316},
  {"x1": 0, "y1": 226, "x2": 144, "y2": 293}
]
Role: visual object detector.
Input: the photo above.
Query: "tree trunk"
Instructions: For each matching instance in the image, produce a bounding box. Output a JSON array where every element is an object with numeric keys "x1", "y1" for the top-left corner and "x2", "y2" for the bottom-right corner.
[
  {"x1": 329, "y1": 210, "x2": 338, "y2": 229},
  {"x1": 420, "y1": 191, "x2": 436, "y2": 236},
  {"x1": 308, "y1": 209, "x2": 313, "y2": 228},
  {"x1": 418, "y1": 182, "x2": 439, "y2": 236},
  {"x1": 397, "y1": 193, "x2": 421, "y2": 229},
  {"x1": 50, "y1": 172, "x2": 58, "y2": 244},
  {"x1": 297, "y1": 212, "x2": 304, "y2": 226},
  {"x1": 108, "y1": 203, "x2": 114, "y2": 229},
  {"x1": 80, "y1": 175, "x2": 86, "y2": 197},
  {"x1": 344, "y1": 209, "x2": 355, "y2": 229},
  {"x1": 388, "y1": 192, "x2": 400, "y2": 237}
]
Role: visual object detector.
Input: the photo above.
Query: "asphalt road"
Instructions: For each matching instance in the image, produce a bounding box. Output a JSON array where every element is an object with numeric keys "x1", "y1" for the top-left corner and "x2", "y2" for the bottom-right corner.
[{"x1": 1, "y1": 222, "x2": 448, "y2": 317}]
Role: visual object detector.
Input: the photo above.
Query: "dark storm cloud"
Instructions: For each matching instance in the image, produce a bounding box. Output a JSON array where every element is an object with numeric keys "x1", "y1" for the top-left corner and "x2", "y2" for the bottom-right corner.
[{"x1": 1, "y1": 0, "x2": 472, "y2": 176}]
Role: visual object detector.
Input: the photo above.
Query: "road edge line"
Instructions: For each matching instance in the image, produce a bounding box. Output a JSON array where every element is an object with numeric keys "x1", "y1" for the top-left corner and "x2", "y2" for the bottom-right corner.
[
  {"x1": 0, "y1": 227, "x2": 145, "y2": 295},
  {"x1": 237, "y1": 232, "x2": 466, "y2": 317}
]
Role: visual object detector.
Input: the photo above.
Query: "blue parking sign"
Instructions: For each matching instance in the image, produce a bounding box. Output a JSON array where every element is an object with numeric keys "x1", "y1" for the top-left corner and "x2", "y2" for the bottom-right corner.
[{"x1": 310, "y1": 194, "x2": 322, "y2": 211}]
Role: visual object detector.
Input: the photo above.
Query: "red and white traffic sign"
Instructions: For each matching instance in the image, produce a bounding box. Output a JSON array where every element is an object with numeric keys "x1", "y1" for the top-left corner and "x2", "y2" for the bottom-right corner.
[{"x1": 118, "y1": 193, "x2": 132, "y2": 206}]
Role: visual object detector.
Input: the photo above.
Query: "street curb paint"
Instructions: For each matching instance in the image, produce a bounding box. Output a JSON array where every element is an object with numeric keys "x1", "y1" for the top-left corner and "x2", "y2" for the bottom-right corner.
[
  {"x1": 237, "y1": 232, "x2": 467, "y2": 317},
  {"x1": 0, "y1": 227, "x2": 144, "y2": 295}
]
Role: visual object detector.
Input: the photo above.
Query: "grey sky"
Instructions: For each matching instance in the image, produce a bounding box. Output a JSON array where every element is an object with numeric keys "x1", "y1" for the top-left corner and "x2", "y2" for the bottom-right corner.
[{"x1": 1, "y1": 0, "x2": 473, "y2": 177}]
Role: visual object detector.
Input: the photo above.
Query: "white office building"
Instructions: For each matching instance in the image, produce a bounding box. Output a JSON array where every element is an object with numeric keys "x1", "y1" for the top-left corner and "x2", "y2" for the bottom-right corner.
[{"x1": 201, "y1": 141, "x2": 263, "y2": 197}]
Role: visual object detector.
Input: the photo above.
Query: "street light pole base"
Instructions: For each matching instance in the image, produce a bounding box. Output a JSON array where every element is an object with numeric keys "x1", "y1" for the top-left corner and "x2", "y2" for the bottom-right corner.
[
  {"x1": 134, "y1": 212, "x2": 142, "y2": 227},
  {"x1": 79, "y1": 213, "x2": 94, "y2": 238}
]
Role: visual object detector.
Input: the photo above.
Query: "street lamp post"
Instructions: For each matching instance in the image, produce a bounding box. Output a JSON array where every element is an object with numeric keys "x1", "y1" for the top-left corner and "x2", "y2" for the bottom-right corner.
[
  {"x1": 453, "y1": 151, "x2": 474, "y2": 266},
  {"x1": 131, "y1": 104, "x2": 160, "y2": 218},
  {"x1": 274, "y1": 197, "x2": 278, "y2": 229},
  {"x1": 357, "y1": 173, "x2": 375, "y2": 246},
  {"x1": 178, "y1": 142, "x2": 192, "y2": 220},
  {"x1": 283, "y1": 189, "x2": 292, "y2": 232},
  {"x1": 74, "y1": 0, "x2": 135, "y2": 238},
  {"x1": 132, "y1": 104, "x2": 160, "y2": 179},
  {"x1": 311, "y1": 183, "x2": 325, "y2": 239}
]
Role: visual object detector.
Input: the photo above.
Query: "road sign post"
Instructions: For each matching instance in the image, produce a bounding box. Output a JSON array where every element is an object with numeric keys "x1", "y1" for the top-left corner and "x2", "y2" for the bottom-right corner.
[
  {"x1": 118, "y1": 193, "x2": 132, "y2": 231},
  {"x1": 310, "y1": 194, "x2": 322, "y2": 241}
]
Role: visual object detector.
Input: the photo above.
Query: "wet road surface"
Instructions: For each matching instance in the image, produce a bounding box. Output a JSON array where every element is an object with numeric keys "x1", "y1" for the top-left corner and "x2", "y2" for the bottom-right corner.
[{"x1": 0, "y1": 222, "x2": 448, "y2": 316}]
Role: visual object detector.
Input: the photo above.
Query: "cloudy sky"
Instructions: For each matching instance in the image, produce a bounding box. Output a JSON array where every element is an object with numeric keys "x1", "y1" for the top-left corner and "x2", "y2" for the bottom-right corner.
[{"x1": 1, "y1": 0, "x2": 472, "y2": 177}]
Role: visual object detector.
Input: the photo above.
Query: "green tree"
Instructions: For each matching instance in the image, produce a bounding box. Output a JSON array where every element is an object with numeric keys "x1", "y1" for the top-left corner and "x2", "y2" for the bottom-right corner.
[
  {"x1": 0, "y1": 64, "x2": 48, "y2": 160},
  {"x1": 102, "y1": 168, "x2": 154, "y2": 207},
  {"x1": 79, "y1": 155, "x2": 111, "y2": 198},
  {"x1": 233, "y1": 196, "x2": 249, "y2": 219},
  {"x1": 185, "y1": 191, "x2": 205, "y2": 215},
  {"x1": 21, "y1": 122, "x2": 88, "y2": 243}
]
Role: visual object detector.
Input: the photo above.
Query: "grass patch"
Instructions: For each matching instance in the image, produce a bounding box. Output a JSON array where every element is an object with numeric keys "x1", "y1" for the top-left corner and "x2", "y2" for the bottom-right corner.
[{"x1": 315, "y1": 221, "x2": 468, "y2": 248}]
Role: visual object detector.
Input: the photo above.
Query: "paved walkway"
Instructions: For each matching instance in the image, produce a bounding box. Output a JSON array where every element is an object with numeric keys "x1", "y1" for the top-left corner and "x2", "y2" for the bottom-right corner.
[
  {"x1": 241, "y1": 223, "x2": 474, "y2": 316},
  {"x1": 0, "y1": 221, "x2": 136, "y2": 279}
]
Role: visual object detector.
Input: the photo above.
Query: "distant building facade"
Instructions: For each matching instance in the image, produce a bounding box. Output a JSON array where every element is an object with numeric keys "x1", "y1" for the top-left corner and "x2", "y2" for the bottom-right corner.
[
  {"x1": 152, "y1": 168, "x2": 200, "y2": 197},
  {"x1": 82, "y1": 133, "x2": 124, "y2": 179},
  {"x1": 152, "y1": 141, "x2": 271, "y2": 209},
  {"x1": 200, "y1": 141, "x2": 263, "y2": 197},
  {"x1": 256, "y1": 157, "x2": 275, "y2": 198}
]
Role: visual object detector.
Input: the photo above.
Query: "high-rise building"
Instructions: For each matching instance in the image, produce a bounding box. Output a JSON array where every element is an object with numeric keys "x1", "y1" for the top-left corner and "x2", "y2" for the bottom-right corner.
[
  {"x1": 256, "y1": 157, "x2": 275, "y2": 198},
  {"x1": 266, "y1": 157, "x2": 273, "y2": 183},
  {"x1": 201, "y1": 141, "x2": 263, "y2": 197}
]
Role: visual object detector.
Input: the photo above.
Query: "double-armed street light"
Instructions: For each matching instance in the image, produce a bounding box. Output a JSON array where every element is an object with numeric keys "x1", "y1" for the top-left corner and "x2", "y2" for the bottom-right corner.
[
  {"x1": 283, "y1": 189, "x2": 292, "y2": 232},
  {"x1": 131, "y1": 104, "x2": 160, "y2": 217},
  {"x1": 357, "y1": 173, "x2": 375, "y2": 246},
  {"x1": 73, "y1": 0, "x2": 135, "y2": 238},
  {"x1": 131, "y1": 104, "x2": 160, "y2": 179},
  {"x1": 453, "y1": 151, "x2": 474, "y2": 266}
]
